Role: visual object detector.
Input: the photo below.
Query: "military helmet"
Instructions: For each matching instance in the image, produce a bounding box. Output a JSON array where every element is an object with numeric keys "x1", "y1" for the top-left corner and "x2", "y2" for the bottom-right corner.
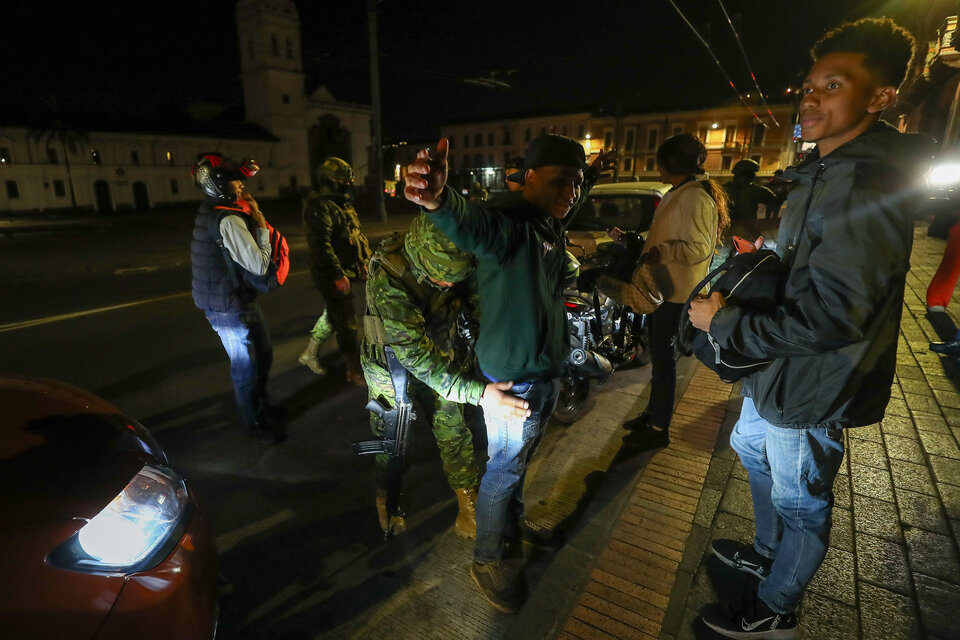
[
  {"x1": 732, "y1": 158, "x2": 760, "y2": 177},
  {"x1": 316, "y1": 157, "x2": 355, "y2": 187},
  {"x1": 193, "y1": 153, "x2": 260, "y2": 201},
  {"x1": 404, "y1": 213, "x2": 473, "y2": 283}
]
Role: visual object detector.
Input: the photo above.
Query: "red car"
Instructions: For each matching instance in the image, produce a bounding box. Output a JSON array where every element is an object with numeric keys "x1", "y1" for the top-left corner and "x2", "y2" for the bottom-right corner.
[{"x1": 0, "y1": 375, "x2": 218, "y2": 639}]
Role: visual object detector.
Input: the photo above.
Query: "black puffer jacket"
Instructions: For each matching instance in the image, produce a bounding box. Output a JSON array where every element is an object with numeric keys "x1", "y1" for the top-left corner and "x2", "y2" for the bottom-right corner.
[{"x1": 709, "y1": 122, "x2": 935, "y2": 429}]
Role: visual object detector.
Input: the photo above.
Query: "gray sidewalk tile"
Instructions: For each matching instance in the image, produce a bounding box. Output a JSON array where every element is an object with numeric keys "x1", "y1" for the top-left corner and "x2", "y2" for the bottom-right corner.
[
  {"x1": 718, "y1": 478, "x2": 753, "y2": 517},
  {"x1": 848, "y1": 423, "x2": 883, "y2": 443},
  {"x1": 831, "y1": 508, "x2": 854, "y2": 553},
  {"x1": 923, "y1": 373, "x2": 960, "y2": 392},
  {"x1": 807, "y1": 547, "x2": 856, "y2": 605},
  {"x1": 896, "y1": 365, "x2": 925, "y2": 381},
  {"x1": 858, "y1": 582, "x2": 923, "y2": 640},
  {"x1": 881, "y1": 415, "x2": 919, "y2": 439},
  {"x1": 853, "y1": 494, "x2": 902, "y2": 542},
  {"x1": 692, "y1": 489, "x2": 722, "y2": 529},
  {"x1": 904, "y1": 527, "x2": 960, "y2": 584},
  {"x1": 890, "y1": 461, "x2": 938, "y2": 496},
  {"x1": 797, "y1": 593, "x2": 859, "y2": 640},
  {"x1": 885, "y1": 433, "x2": 926, "y2": 464},
  {"x1": 834, "y1": 473, "x2": 852, "y2": 510},
  {"x1": 850, "y1": 463, "x2": 896, "y2": 503},
  {"x1": 898, "y1": 377, "x2": 931, "y2": 395},
  {"x1": 729, "y1": 462, "x2": 748, "y2": 481},
  {"x1": 931, "y1": 387, "x2": 960, "y2": 409},
  {"x1": 709, "y1": 511, "x2": 755, "y2": 551},
  {"x1": 848, "y1": 439, "x2": 889, "y2": 470},
  {"x1": 905, "y1": 392, "x2": 943, "y2": 415},
  {"x1": 944, "y1": 407, "x2": 960, "y2": 428},
  {"x1": 929, "y1": 455, "x2": 960, "y2": 486},
  {"x1": 914, "y1": 574, "x2": 960, "y2": 638},
  {"x1": 940, "y1": 484, "x2": 960, "y2": 519},
  {"x1": 885, "y1": 397, "x2": 911, "y2": 418},
  {"x1": 895, "y1": 488, "x2": 952, "y2": 535},
  {"x1": 918, "y1": 429, "x2": 960, "y2": 459},
  {"x1": 913, "y1": 412, "x2": 951, "y2": 434},
  {"x1": 855, "y1": 532, "x2": 913, "y2": 596}
]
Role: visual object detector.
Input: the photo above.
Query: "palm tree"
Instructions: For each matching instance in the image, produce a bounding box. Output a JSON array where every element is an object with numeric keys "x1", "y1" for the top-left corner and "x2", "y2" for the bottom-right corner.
[{"x1": 30, "y1": 98, "x2": 91, "y2": 211}]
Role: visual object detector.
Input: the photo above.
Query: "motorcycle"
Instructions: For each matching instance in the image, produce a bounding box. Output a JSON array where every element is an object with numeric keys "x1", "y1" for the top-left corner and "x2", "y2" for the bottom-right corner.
[{"x1": 553, "y1": 239, "x2": 651, "y2": 424}]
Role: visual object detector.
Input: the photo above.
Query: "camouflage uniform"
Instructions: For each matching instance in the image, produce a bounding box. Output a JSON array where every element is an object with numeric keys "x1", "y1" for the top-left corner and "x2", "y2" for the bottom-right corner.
[{"x1": 360, "y1": 223, "x2": 484, "y2": 491}]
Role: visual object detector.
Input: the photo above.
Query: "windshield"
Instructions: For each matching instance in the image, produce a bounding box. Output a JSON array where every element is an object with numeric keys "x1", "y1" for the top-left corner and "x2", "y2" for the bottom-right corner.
[{"x1": 568, "y1": 194, "x2": 659, "y2": 232}]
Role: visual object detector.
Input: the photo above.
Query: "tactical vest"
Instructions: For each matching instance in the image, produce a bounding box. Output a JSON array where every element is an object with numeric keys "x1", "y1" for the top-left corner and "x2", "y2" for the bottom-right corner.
[{"x1": 191, "y1": 200, "x2": 257, "y2": 312}]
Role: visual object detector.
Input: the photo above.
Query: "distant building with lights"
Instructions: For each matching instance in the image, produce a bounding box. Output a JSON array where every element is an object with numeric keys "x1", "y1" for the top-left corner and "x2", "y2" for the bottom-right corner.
[
  {"x1": 440, "y1": 102, "x2": 800, "y2": 193},
  {"x1": 0, "y1": 0, "x2": 371, "y2": 214}
]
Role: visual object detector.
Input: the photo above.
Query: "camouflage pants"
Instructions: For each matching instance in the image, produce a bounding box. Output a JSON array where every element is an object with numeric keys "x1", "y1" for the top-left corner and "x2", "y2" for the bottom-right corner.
[
  {"x1": 362, "y1": 356, "x2": 479, "y2": 491},
  {"x1": 309, "y1": 281, "x2": 359, "y2": 356}
]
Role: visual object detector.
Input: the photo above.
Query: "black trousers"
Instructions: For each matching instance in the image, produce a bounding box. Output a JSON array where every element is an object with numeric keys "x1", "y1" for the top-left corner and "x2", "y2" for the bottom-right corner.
[{"x1": 646, "y1": 301, "x2": 684, "y2": 430}]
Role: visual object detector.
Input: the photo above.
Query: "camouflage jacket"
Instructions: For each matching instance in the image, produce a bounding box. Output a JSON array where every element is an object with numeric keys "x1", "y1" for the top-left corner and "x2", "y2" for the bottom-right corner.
[
  {"x1": 361, "y1": 233, "x2": 484, "y2": 405},
  {"x1": 303, "y1": 191, "x2": 372, "y2": 281}
]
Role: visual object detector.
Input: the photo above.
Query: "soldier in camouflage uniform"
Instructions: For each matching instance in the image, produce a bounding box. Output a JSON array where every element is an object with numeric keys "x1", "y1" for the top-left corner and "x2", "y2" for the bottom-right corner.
[
  {"x1": 361, "y1": 213, "x2": 528, "y2": 539},
  {"x1": 299, "y1": 157, "x2": 372, "y2": 386}
]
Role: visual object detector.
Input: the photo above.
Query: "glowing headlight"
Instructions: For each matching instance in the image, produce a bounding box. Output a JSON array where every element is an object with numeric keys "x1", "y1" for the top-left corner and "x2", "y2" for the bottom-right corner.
[
  {"x1": 48, "y1": 463, "x2": 190, "y2": 574},
  {"x1": 928, "y1": 163, "x2": 960, "y2": 186}
]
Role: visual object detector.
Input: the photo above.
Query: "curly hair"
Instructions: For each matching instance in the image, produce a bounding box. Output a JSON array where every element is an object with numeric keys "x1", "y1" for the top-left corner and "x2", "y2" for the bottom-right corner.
[{"x1": 811, "y1": 17, "x2": 916, "y2": 88}]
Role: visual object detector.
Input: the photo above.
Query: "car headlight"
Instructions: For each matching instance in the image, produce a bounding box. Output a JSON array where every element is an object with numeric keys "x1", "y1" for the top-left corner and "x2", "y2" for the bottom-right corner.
[
  {"x1": 48, "y1": 463, "x2": 192, "y2": 575},
  {"x1": 928, "y1": 163, "x2": 960, "y2": 187}
]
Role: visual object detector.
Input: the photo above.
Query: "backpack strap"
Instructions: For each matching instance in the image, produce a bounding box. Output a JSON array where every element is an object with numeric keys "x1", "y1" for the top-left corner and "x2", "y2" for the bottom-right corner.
[{"x1": 207, "y1": 205, "x2": 248, "y2": 291}]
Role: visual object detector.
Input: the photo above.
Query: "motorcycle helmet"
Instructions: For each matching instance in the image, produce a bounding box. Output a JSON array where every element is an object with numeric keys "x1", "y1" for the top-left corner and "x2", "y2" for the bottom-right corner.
[
  {"x1": 316, "y1": 157, "x2": 355, "y2": 193},
  {"x1": 732, "y1": 158, "x2": 760, "y2": 178},
  {"x1": 193, "y1": 153, "x2": 260, "y2": 202},
  {"x1": 404, "y1": 213, "x2": 473, "y2": 284}
]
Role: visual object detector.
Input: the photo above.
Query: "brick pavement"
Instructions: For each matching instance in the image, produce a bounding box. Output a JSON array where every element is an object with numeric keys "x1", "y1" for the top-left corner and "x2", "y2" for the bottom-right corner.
[{"x1": 553, "y1": 225, "x2": 960, "y2": 640}]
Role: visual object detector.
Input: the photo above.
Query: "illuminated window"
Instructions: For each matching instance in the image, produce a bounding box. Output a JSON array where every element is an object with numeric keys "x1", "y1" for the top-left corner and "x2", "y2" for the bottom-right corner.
[
  {"x1": 286, "y1": 37, "x2": 293, "y2": 59},
  {"x1": 170, "y1": 179, "x2": 179, "y2": 195},
  {"x1": 5, "y1": 180, "x2": 19, "y2": 199},
  {"x1": 645, "y1": 157, "x2": 655, "y2": 171},
  {"x1": 272, "y1": 34, "x2": 279, "y2": 55},
  {"x1": 166, "y1": 151, "x2": 174, "y2": 165},
  {"x1": 91, "y1": 149, "x2": 101, "y2": 165},
  {"x1": 752, "y1": 123, "x2": 765, "y2": 146},
  {"x1": 624, "y1": 130, "x2": 634, "y2": 151},
  {"x1": 130, "y1": 150, "x2": 139, "y2": 166},
  {"x1": 721, "y1": 155, "x2": 732, "y2": 171},
  {"x1": 53, "y1": 180, "x2": 66, "y2": 197},
  {"x1": 47, "y1": 148, "x2": 59, "y2": 164},
  {"x1": 0, "y1": 147, "x2": 9, "y2": 164},
  {"x1": 725, "y1": 125, "x2": 737, "y2": 143},
  {"x1": 624, "y1": 158, "x2": 633, "y2": 172}
]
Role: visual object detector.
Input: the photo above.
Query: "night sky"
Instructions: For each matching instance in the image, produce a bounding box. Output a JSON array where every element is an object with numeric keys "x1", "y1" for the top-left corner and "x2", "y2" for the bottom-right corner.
[{"x1": 2, "y1": 0, "x2": 956, "y2": 142}]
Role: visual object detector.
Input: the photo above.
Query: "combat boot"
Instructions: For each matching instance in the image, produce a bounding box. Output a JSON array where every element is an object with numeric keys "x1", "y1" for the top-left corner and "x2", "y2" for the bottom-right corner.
[
  {"x1": 375, "y1": 489, "x2": 406, "y2": 536},
  {"x1": 346, "y1": 354, "x2": 367, "y2": 387},
  {"x1": 297, "y1": 338, "x2": 326, "y2": 375},
  {"x1": 453, "y1": 487, "x2": 478, "y2": 539}
]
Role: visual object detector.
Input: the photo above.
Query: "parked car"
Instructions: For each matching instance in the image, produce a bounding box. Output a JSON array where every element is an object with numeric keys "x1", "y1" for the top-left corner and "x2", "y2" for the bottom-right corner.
[
  {"x1": 0, "y1": 375, "x2": 218, "y2": 640},
  {"x1": 566, "y1": 181, "x2": 670, "y2": 259}
]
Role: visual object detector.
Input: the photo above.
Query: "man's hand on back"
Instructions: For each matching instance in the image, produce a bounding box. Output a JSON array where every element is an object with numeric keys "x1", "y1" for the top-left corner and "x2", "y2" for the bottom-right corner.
[
  {"x1": 479, "y1": 381, "x2": 531, "y2": 423},
  {"x1": 404, "y1": 138, "x2": 450, "y2": 211}
]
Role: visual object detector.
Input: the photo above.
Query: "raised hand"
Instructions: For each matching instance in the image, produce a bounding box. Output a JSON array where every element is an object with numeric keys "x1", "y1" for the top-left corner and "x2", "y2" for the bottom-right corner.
[
  {"x1": 592, "y1": 148, "x2": 619, "y2": 175},
  {"x1": 334, "y1": 276, "x2": 351, "y2": 293},
  {"x1": 404, "y1": 138, "x2": 449, "y2": 211}
]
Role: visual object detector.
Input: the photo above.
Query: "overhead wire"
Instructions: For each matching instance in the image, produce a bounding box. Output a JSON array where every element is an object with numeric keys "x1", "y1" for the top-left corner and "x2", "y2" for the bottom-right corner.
[
  {"x1": 716, "y1": 0, "x2": 780, "y2": 127},
  {"x1": 666, "y1": 0, "x2": 765, "y2": 126}
]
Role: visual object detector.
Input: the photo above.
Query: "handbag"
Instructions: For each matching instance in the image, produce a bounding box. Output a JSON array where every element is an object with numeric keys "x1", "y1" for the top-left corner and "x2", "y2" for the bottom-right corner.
[{"x1": 597, "y1": 261, "x2": 663, "y2": 315}]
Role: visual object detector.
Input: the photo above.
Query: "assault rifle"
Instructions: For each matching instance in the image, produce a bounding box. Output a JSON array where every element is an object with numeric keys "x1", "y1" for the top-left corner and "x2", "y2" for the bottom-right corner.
[{"x1": 351, "y1": 346, "x2": 416, "y2": 539}]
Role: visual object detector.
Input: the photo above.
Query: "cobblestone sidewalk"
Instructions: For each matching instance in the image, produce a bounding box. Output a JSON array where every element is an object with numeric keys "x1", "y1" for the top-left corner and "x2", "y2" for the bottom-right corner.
[{"x1": 555, "y1": 225, "x2": 960, "y2": 640}]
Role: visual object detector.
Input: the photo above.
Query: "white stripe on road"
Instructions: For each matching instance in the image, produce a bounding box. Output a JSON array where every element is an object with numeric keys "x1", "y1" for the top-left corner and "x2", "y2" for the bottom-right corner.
[
  {"x1": 215, "y1": 508, "x2": 296, "y2": 553},
  {"x1": 0, "y1": 269, "x2": 310, "y2": 334}
]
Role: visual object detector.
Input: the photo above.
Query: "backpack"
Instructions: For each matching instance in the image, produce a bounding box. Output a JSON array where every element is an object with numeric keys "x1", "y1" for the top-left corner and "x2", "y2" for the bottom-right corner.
[
  {"x1": 676, "y1": 249, "x2": 783, "y2": 382},
  {"x1": 210, "y1": 205, "x2": 290, "y2": 293}
]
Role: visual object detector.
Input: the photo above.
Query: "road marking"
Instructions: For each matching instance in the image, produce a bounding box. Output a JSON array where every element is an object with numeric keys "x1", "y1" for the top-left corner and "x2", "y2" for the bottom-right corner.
[
  {"x1": 114, "y1": 266, "x2": 160, "y2": 275},
  {"x1": 215, "y1": 508, "x2": 296, "y2": 553},
  {"x1": 0, "y1": 269, "x2": 310, "y2": 334}
]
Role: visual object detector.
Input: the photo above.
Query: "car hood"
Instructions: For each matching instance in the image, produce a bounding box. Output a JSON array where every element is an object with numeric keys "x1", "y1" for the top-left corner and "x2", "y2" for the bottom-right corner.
[{"x1": 0, "y1": 375, "x2": 159, "y2": 529}]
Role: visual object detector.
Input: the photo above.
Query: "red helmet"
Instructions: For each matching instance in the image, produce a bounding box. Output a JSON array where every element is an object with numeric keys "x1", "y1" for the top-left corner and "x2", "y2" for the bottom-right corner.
[{"x1": 192, "y1": 153, "x2": 260, "y2": 201}]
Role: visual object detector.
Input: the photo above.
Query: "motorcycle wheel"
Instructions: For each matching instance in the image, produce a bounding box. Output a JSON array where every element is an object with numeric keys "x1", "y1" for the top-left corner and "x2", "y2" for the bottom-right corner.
[{"x1": 552, "y1": 377, "x2": 591, "y2": 424}]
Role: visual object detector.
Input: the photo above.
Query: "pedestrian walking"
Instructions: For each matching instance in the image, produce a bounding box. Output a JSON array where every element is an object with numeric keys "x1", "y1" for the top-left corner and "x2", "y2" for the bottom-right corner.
[
  {"x1": 298, "y1": 157, "x2": 371, "y2": 386},
  {"x1": 190, "y1": 153, "x2": 287, "y2": 445},
  {"x1": 689, "y1": 18, "x2": 935, "y2": 638}
]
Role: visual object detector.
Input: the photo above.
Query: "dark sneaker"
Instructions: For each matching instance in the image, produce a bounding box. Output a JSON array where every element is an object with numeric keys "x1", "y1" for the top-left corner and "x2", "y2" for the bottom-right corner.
[
  {"x1": 929, "y1": 339, "x2": 960, "y2": 358},
  {"x1": 519, "y1": 520, "x2": 563, "y2": 549},
  {"x1": 712, "y1": 539, "x2": 773, "y2": 580},
  {"x1": 701, "y1": 595, "x2": 798, "y2": 639},
  {"x1": 470, "y1": 561, "x2": 524, "y2": 614},
  {"x1": 248, "y1": 422, "x2": 285, "y2": 445},
  {"x1": 622, "y1": 424, "x2": 669, "y2": 451},
  {"x1": 623, "y1": 411, "x2": 651, "y2": 431}
]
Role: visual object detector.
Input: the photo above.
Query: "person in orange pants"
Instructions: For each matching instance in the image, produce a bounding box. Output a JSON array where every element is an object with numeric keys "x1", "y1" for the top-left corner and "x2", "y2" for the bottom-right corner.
[{"x1": 927, "y1": 218, "x2": 960, "y2": 312}]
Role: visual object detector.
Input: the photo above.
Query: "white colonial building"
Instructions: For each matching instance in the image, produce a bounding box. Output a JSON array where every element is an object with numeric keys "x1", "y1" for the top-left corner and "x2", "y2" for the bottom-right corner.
[{"x1": 0, "y1": 0, "x2": 371, "y2": 214}]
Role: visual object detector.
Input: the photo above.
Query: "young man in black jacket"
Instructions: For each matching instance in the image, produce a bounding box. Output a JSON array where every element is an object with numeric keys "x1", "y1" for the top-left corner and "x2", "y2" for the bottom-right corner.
[{"x1": 689, "y1": 18, "x2": 934, "y2": 638}]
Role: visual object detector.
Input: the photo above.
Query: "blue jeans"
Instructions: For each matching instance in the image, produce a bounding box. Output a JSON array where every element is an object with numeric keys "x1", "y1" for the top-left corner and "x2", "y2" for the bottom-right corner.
[
  {"x1": 730, "y1": 397, "x2": 845, "y2": 614},
  {"x1": 205, "y1": 306, "x2": 273, "y2": 428},
  {"x1": 474, "y1": 378, "x2": 560, "y2": 564}
]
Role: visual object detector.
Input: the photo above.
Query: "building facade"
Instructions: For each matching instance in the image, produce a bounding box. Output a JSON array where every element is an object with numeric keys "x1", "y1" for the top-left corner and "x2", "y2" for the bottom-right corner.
[
  {"x1": 440, "y1": 103, "x2": 799, "y2": 192},
  {"x1": 0, "y1": 0, "x2": 371, "y2": 214}
]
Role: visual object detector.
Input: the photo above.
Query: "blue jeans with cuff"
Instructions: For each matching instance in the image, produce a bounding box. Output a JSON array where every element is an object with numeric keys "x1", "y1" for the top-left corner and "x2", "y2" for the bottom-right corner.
[
  {"x1": 205, "y1": 305, "x2": 273, "y2": 428},
  {"x1": 474, "y1": 378, "x2": 560, "y2": 564},
  {"x1": 730, "y1": 396, "x2": 845, "y2": 614}
]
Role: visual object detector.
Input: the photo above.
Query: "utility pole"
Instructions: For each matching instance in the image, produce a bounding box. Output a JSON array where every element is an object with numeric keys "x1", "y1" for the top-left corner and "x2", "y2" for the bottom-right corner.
[
  {"x1": 368, "y1": 0, "x2": 387, "y2": 221},
  {"x1": 613, "y1": 100, "x2": 622, "y2": 182}
]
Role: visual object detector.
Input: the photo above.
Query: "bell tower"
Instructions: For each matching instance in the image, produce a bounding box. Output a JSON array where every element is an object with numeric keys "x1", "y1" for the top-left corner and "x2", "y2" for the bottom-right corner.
[{"x1": 236, "y1": 0, "x2": 310, "y2": 193}]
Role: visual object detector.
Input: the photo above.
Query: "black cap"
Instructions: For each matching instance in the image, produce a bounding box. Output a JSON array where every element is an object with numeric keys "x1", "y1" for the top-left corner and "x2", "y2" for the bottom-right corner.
[{"x1": 507, "y1": 134, "x2": 588, "y2": 184}]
